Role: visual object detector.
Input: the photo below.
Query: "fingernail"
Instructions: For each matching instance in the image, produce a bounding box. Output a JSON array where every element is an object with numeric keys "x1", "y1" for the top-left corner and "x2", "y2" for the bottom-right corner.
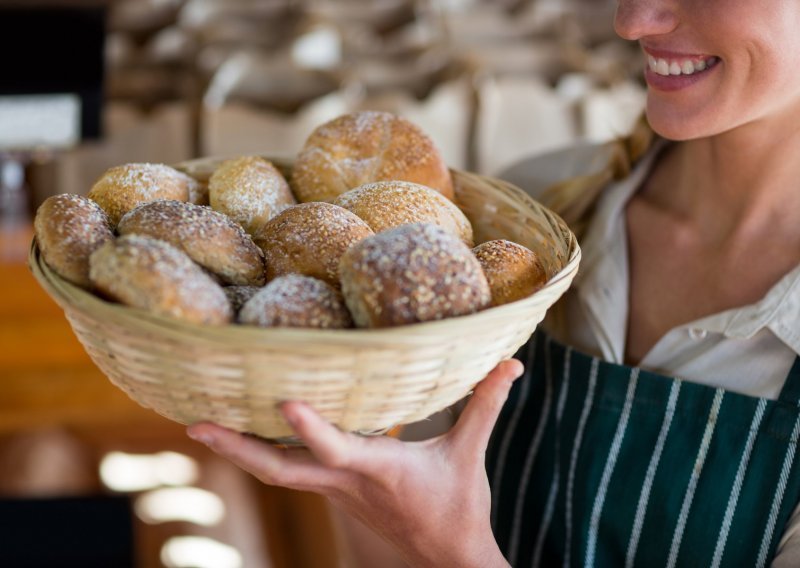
[
  {"x1": 187, "y1": 429, "x2": 214, "y2": 446},
  {"x1": 280, "y1": 402, "x2": 305, "y2": 429}
]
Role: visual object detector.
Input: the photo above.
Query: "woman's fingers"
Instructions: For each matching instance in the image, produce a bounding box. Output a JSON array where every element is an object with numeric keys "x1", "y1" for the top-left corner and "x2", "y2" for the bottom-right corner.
[
  {"x1": 186, "y1": 422, "x2": 343, "y2": 491},
  {"x1": 448, "y1": 359, "x2": 524, "y2": 455},
  {"x1": 280, "y1": 401, "x2": 364, "y2": 470}
]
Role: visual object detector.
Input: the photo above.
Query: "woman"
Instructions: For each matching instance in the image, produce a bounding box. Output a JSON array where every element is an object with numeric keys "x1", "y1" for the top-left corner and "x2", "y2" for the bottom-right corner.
[{"x1": 187, "y1": 0, "x2": 800, "y2": 565}]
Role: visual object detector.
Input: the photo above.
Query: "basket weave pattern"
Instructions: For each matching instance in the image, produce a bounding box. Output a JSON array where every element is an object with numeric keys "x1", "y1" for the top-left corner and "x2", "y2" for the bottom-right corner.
[{"x1": 30, "y1": 158, "x2": 581, "y2": 439}]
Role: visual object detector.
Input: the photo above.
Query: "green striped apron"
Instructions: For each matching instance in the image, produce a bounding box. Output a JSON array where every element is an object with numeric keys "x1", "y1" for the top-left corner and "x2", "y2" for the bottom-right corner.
[{"x1": 487, "y1": 332, "x2": 800, "y2": 567}]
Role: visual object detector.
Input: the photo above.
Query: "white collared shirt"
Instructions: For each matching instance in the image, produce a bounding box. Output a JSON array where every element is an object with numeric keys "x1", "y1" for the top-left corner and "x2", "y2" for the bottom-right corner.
[{"x1": 504, "y1": 141, "x2": 800, "y2": 399}]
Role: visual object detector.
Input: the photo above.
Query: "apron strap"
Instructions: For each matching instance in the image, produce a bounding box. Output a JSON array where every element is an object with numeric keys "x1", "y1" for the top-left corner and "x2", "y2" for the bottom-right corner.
[{"x1": 777, "y1": 356, "x2": 800, "y2": 405}]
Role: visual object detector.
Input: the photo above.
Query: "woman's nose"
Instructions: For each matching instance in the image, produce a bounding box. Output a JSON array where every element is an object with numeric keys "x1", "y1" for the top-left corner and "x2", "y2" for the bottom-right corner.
[{"x1": 615, "y1": 0, "x2": 679, "y2": 40}]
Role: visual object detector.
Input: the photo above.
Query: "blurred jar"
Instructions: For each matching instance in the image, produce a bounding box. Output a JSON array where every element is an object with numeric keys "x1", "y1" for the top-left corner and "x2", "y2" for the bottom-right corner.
[{"x1": 0, "y1": 157, "x2": 33, "y2": 263}]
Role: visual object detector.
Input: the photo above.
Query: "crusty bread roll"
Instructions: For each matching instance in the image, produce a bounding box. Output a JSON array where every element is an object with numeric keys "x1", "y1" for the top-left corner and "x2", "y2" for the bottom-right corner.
[
  {"x1": 87, "y1": 163, "x2": 200, "y2": 226},
  {"x1": 117, "y1": 200, "x2": 266, "y2": 286},
  {"x1": 34, "y1": 194, "x2": 114, "y2": 289},
  {"x1": 334, "y1": 180, "x2": 474, "y2": 246},
  {"x1": 208, "y1": 156, "x2": 296, "y2": 236},
  {"x1": 473, "y1": 239, "x2": 547, "y2": 306},
  {"x1": 254, "y1": 202, "x2": 374, "y2": 287},
  {"x1": 89, "y1": 234, "x2": 232, "y2": 325},
  {"x1": 339, "y1": 223, "x2": 491, "y2": 328},
  {"x1": 239, "y1": 274, "x2": 353, "y2": 329},
  {"x1": 291, "y1": 111, "x2": 454, "y2": 203},
  {"x1": 223, "y1": 285, "x2": 262, "y2": 314}
]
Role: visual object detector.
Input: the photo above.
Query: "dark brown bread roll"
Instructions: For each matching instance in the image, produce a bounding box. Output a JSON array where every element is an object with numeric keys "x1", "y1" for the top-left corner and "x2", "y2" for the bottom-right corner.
[
  {"x1": 87, "y1": 163, "x2": 200, "y2": 226},
  {"x1": 239, "y1": 274, "x2": 353, "y2": 329},
  {"x1": 34, "y1": 193, "x2": 114, "y2": 289},
  {"x1": 472, "y1": 239, "x2": 547, "y2": 306},
  {"x1": 117, "y1": 200, "x2": 266, "y2": 286},
  {"x1": 333, "y1": 180, "x2": 474, "y2": 246},
  {"x1": 254, "y1": 202, "x2": 374, "y2": 287},
  {"x1": 291, "y1": 111, "x2": 454, "y2": 203},
  {"x1": 339, "y1": 223, "x2": 491, "y2": 328},
  {"x1": 89, "y1": 234, "x2": 232, "y2": 325},
  {"x1": 208, "y1": 156, "x2": 296, "y2": 236}
]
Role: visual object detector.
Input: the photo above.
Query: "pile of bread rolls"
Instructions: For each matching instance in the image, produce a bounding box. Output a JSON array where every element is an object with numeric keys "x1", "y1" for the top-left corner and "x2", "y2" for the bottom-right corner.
[{"x1": 34, "y1": 111, "x2": 548, "y2": 329}]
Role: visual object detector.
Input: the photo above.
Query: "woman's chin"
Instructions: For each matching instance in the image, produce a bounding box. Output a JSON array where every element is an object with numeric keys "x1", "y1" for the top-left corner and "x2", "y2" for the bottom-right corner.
[{"x1": 644, "y1": 107, "x2": 716, "y2": 142}]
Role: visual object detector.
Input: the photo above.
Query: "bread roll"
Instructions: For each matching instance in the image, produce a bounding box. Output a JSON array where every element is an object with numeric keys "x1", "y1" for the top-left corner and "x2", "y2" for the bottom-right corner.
[
  {"x1": 34, "y1": 194, "x2": 114, "y2": 289},
  {"x1": 254, "y1": 202, "x2": 374, "y2": 287},
  {"x1": 334, "y1": 180, "x2": 473, "y2": 246},
  {"x1": 117, "y1": 200, "x2": 266, "y2": 286},
  {"x1": 208, "y1": 156, "x2": 296, "y2": 235},
  {"x1": 291, "y1": 111, "x2": 454, "y2": 203},
  {"x1": 89, "y1": 234, "x2": 232, "y2": 325},
  {"x1": 473, "y1": 239, "x2": 547, "y2": 306},
  {"x1": 87, "y1": 163, "x2": 199, "y2": 226},
  {"x1": 339, "y1": 223, "x2": 491, "y2": 328},
  {"x1": 239, "y1": 274, "x2": 353, "y2": 329}
]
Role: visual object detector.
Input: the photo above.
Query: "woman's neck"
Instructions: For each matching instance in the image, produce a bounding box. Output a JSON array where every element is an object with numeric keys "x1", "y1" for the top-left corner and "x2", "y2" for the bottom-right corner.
[{"x1": 643, "y1": 119, "x2": 800, "y2": 244}]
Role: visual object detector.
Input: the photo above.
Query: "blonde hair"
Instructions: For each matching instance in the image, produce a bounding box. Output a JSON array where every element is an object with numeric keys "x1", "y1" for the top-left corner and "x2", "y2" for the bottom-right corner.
[
  {"x1": 538, "y1": 115, "x2": 656, "y2": 340},
  {"x1": 538, "y1": 114, "x2": 656, "y2": 239}
]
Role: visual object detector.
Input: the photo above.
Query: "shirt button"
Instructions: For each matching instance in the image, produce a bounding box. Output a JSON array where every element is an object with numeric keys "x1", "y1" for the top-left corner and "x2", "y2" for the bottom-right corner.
[{"x1": 688, "y1": 328, "x2": 708, "y2": 340}]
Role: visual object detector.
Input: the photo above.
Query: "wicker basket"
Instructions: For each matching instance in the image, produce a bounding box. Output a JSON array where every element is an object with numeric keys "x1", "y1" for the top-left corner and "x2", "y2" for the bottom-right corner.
[{"x1": 29, "y1": 157, "x2": 581, "y2": 440}]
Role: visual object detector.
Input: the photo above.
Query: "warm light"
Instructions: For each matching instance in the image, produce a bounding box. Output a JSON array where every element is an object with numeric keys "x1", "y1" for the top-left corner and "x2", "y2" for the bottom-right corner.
[
  {"x1": 135, "y1": 487, "x2": 225, "y2": 526},
  {"x1": 99, "y1": 451, "x2": 199, "y2": 492},
  {"x1": 161, "y1": 536, "x2": 242, "y2": 568},
  {"x1": 292, "y1": 26, "x2": 341, "y2": 70}
]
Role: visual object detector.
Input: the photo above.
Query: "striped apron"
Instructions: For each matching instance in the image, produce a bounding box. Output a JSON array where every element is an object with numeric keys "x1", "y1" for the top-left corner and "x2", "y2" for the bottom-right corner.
[{"x1": 487, "y1": 332, "x2": 800, "y2": 567}]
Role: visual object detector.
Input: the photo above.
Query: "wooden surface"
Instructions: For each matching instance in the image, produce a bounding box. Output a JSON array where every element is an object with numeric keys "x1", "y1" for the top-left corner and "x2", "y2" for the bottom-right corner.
[{"x1": 0, "y1": 255, "x2": 175, "y2": 435}]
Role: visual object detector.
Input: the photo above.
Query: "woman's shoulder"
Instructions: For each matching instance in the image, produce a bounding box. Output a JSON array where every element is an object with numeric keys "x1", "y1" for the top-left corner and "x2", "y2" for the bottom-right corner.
[{"x1": 498, "y1": 141, "x2": 620, "y2": 202}]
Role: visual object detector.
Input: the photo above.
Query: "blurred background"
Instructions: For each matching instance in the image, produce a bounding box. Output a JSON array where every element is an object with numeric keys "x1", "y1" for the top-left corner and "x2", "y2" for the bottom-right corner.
[{"x1": 0, "y1": 0, "x2": 643, "y2": 566}]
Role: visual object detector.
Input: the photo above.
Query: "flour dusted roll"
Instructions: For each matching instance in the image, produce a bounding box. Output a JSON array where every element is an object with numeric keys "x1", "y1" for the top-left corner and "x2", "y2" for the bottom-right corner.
[
  {"x1": 334, "y1": 180, "x2": 473, "y2": 246},
  {"x1": 117, "y1": 200, "x2": 266, "y2": 286},
  {"x1": 208, "y1": 156, "x2": 296, "y2": 236},
  {"x1": 239, "y1": 274, "x2": 353, "y2": 329},
  {"x1": 89, "y1": 234, "x2": 232, "y2": 325},
  {"x1": 254, "y1": 202, "x2": 374, "y2": 286},
  {"x1": 291, "y1": 111, "x2": 454, "y2": 203},
  {"x1": 34, "y1": 194, "x2": 114, "y2": 289},
  {"x1": 87, "y1": 163, "x2": 200, "y2": 226},
  {"x1": 339, "y1": 223, "x2": 491, "y2": 328},
  {"x1": 473, "y1": 239, "x2": 547, "y2": 306}
]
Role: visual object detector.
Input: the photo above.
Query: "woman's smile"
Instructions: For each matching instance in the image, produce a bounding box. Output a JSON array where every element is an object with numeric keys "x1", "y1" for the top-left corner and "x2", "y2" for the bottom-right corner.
[{"x1": 643, "y1": 48, "x2": 720, "y2": 92}]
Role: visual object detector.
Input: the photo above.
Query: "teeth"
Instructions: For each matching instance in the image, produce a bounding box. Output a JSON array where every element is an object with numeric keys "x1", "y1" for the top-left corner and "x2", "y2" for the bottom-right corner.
[{"x1": 648, "y1": 56, "x2": 715, "y2": 76}]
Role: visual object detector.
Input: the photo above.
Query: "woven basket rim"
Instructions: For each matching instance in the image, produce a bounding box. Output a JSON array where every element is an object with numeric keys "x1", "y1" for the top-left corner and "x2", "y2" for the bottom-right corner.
[{"x1": 29, "y1": 237, "x2": 580, "y2": 344}]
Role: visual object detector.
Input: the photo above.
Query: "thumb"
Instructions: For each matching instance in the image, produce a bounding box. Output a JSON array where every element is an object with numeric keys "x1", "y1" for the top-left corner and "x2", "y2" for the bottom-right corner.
[{"x1": 448, "y1": 359, "x2": 524, "y2": 455}]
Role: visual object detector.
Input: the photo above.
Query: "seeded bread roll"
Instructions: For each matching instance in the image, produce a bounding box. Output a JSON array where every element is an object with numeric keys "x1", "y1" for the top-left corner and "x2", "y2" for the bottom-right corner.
[
  {"x1": 291, "y1": 111, "x2": 454, "y2": 203},
  {"x1": 254, "y1": 202, "x2": 374, "y2": 287},
  {"x1": 89, "y1": 234, "x2": 232, "y2": 325},
  {"x1": 117, "y1": 200, "x2": 266, "y2": 286},
  {"x1": 208, "y1": 156, "x2": 296, "y2": 236},
  {"x1": 334, "y1": 180, "x2": 474, "y2": 246},
  {"x1": 473, "y1": 239, "x2": 547, "y2": 306},
  {"x1": 224, "y1": 285, "x2": 262, "y2": 314},
  {"x1": 87, "y1": 163, "x2": 200, "y2": 226},
  {"x1": 34, "y1": 194, "x2": 114, "y2": 289},
  {"x1": 239, "y1": 274, "x2": 353, "y2": 329},
  {"x1": 339, "y1": 223, "x2": 491, "y2": 328}
]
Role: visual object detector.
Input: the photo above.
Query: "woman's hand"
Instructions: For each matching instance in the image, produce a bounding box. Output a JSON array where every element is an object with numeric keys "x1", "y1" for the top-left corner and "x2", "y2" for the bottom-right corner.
[{"x1": 186, "y1": 359, "x2": 523, "y2": 568}]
